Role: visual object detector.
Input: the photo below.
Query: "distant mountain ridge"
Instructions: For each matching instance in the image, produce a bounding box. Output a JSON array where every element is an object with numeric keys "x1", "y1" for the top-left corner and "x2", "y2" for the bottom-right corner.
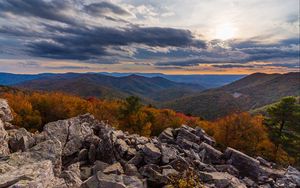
[
  {"x1": 163, "y1": 72, "x2": 300, "y2": 119},
  {"x1": 0, "y1": 72, "x2": 245, "y2": 88},
  {"x1": 15, "y1": 73, "x2": 205, "y2": 102}
]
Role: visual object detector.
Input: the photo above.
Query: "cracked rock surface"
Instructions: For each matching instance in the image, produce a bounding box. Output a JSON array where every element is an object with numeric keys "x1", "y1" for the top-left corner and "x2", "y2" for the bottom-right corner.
[{"x1": 0, "y1": 98, "x2": 299, "y2": 188}]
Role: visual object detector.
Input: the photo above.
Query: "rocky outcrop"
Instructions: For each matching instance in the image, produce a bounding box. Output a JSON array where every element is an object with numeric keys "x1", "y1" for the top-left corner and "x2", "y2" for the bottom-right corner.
[{"x1": 0, "y1": 99, "x2": 299, "y2": 188}]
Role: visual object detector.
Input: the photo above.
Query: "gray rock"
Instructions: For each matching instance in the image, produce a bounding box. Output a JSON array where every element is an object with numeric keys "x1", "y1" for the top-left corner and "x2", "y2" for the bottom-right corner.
[
  {"x1": 0, "y1": 99, "x2": 13, "y2": 122},
  {"x1": 82, "y1": 172, "x2": 146, "y2": 188},
  {"x1": 276, "y1": 166, "x2": 300, "y2": 187},
  {"x1": 161, "y1": 144, "x2": 178, "y2": 164},
  {"x1": 199, "y1": 171, "x2": 247, "y2": 188},
  {"x1": 224, "y1": 147, "x2": 261, "y2": 181},
  {"x1": 162, "y1": 167, "x2": 179, "y2": 176},
  {"x1": 141, "y1": 143, "x2": 161, "y2": 164},
  {"x1": 215, "y1": 164, "x2": 239, "y2": 177},
  {"x1": 128, "y1": 151, "x2": 144, "y2": 166},
  {"x1": 7, "y1": 128, "x2": 35, "y2": 152},
  {"x1": 89, "y1": 144, "x2": 96, "y2": 163},
  {"x1": 78, "y1": 148, "x2": 88, "y2": 161},
  {"x1": 43, "y1": 114, "x2": 94, "y2": 157},
  {"x1": 198, "y1": 142, "x2": 222, "y2": 164},
  {"x1": 194, "y1": 160, "x2": 217, "y2": 172},
  {"x1": 103, "y1": 162, "x2": 124, "y2": 175},
  {"x1": 158, "y1": 128, "x2": 175, "y2": 144},
  {"x1": 169, "y1": 156, "x2": 190, "y2": 172},
  {"x1": 135, "y1": 136, "x2": 149, "y2": 145},
  {"x1": 176, "y1": 137, "x2": 194, "y2": 150},
  {"x1": 0, "y1": 160, "x2": 64, "y2": 188},
  {"x1": 81, "y1": 166, "x2": 93, "y2": 180},
  {"x1": 257, "y1": 156, "x2": 272, "y2": 167},
  {"x1": 195, "y1": 127, "x2": 216, "y2": 146},
  {"x1": 96, "y1": 126, "x2": 116, "y2": 164},
  {"x1": 60, "y1": 162, "x2": 82, "y2": 188},
  {"x1": 92, "y1": 160, "x2": 110, "y2": 174},
  {"x1": 176, "y1": 127, "x2": 200, "y2": 144},
  {"x1": 124, "y1": 163, "x2": 141, "y2": 177},
  {"x1": 0, "y1": 120, "x2": 9, "y2": 157},
  {"x1": 115, "y1": 138, "x2": 130, "y2": 157},
  {"x1": 139, "y1": 164, "x2": 169, "y2": 185}
]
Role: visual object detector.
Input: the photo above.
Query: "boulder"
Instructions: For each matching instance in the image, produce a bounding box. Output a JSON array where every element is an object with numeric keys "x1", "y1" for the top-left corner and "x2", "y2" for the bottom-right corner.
[
  {"x1": 199, "y1": 171, "x2": 247, "y2": 188},
  {"x1": 158, "y1": 128, "x2": 175, "y2": 144},
  {"x1": 124, "y1": 163, "x2": 141, "y2": 177},
  {"x1": 276, "y1": 166, "x2": 300, "y2": 187},
  {"x1": 82, "y1": 172, "x2": 146, "y2": 188},
  {"x1": 96, "y1": 126, "x2": 116, "y2": 164},
  {"x1": 198, "y1": 142, "x2": 222, "y2": 164},
  {"x1": 92, "y1": 160, "x2": 110, "y2": 174},
  {"x1": 256, "y1": 156, "x2": 272, "y2": 167},
  {"x1": 0, "y1": 138, "x2": 62, "y2": 176},
  {"x1": 169, "y1": 156, "x2": 190, "y2": 171},
  {"x1": 128, "y1": 151, "x2": 144, "y2": 167},
  {"x1": 43, "y1": 114, "x2": 94, "y2": 157},
  {"x1": 81, "y1": 166, "x2": 93, "y2": 181},
  {"x1": 0, "y1": 160, "x2": 64, "y2": 188},
  {"x1": 103, "y1": 162, "x2": 124, "y2": 175},
  {"x1": 7, "y1": 128, "x2": 35, "y2": 152},
  {"x1": 176, "y1": 127, "x2": 200, "y2": 144},
  {"x1": 0, "y1": 120, "x2": 9, "y2": 157},
  {"x1": 141, "y1": 143, "x2": 161, "y2": 164},
  {"x1": 195, "y1": 127, "x2": 216, "y2": 146},
  {"x1": 224, "y1": 147, "x2": 261, "y2": 180},
  {"x1": 161, "y1": 144, "x2": 178, "y2": 164},
  {"x1": 139, "y1": 164, "x2": 169, "y2": 185},
  {"x1": 115, "y1": 138, "x2": 130, "y2": 157},
  {"x1": 0, "y1": 99, "x2": 13, "y2": 122},
  {"x1": 214, "y1": 164, "x2": 239, "y2": 177},
  {"x1": 60, "y1": 162, "x2": 82, "y2": 188},
  {"x1": 194, "y1": 160, "x2": 217, "y2": 172}
]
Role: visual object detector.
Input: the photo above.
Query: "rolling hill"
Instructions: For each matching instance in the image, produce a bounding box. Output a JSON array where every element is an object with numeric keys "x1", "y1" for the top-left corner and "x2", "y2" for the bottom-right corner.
[
  {"x1": 163, "y1": 72, "x2": 300, "y2": 119},
  {"x1": 15, "y1": 73, "x2": 205, "y2": 102}
]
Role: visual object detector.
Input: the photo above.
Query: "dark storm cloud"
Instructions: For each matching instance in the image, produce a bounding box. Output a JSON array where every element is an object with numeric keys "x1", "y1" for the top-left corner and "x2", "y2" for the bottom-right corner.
[
  {"x1": 27, "y1": 25, "x2": 206, "y2": 60},
  {"x1": 84, "y1": 2, "x2": 131, "y2": 16},
  {"x1": 0, "y1": 0, "x2": 76, "y2": 24}
]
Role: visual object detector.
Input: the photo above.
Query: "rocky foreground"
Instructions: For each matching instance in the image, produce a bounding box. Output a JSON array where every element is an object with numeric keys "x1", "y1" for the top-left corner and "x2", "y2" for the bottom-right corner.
[{"x1": 0, "y1": 99, "x2": 299, "y2": 188}]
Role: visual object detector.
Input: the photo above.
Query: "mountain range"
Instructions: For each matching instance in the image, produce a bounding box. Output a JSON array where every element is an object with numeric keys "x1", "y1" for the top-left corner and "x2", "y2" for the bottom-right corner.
[
  {"x1": 163, "y1": 72, "x2": 300, "y2": 119},
  {"x1": 1, "y1": 72, "x2": 299, "y2": 120}
]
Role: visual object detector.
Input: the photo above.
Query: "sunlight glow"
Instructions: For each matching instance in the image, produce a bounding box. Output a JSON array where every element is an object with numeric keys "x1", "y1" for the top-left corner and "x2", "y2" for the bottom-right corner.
[{"x1": 215, "y1": 23, "x2": 237, "y2": 40}]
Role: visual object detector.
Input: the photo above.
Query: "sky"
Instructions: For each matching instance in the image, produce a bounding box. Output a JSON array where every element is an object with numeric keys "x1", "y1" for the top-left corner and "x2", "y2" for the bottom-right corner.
[{"x1": 0, "y1": 0, "x2": 299, "y2": 74}]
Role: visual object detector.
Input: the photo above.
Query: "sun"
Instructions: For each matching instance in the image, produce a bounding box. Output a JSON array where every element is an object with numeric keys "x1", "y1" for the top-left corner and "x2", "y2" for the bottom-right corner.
[{"x1": 215, "y1": 23, "x2": 237, "y2": 40}]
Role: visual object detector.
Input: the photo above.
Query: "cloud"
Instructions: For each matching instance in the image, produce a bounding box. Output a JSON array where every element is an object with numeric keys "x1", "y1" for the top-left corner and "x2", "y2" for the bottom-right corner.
[
  {"x1": 84, "y1": 2, "x2": 131, "y2": 17},
  {"x1": 0, "y1": 0, "x2": 77, "y2": 25}
]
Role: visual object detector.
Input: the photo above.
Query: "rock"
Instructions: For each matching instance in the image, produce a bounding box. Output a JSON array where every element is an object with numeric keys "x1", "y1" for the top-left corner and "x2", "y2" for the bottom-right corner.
[
  {"x1": 139, "y1": 164, "x2": 169, "y2": 185},
  {"x1": 158, "y1": 128, "x2": 175, "y2": 144},
  {"x1": 135, "y1": 136, "x2": 149, "y2": 145},
  {"x1": 169, "y1": 156, "x2": 190, "y2": 171},
  {"x1": 103, "y1": 162, "x2": 124, "y2": 175},
  {"x1": 0, "y1": 99, "x2": 13, "y2": 122},
  {"x1": 176, "y1": 137, "x2": 194, "y2": 150},
  {"x1": 96, "y1": 126, "x2": 116, "y2": 164},
  {"x1": 176, "y1": 127, "x2": 200, "y2": 144},
  {"x1": 0, "y1": 160, "x2": 64, "y2": 188},
  {"x1": 81, "y1": 166, "x2": 93, "y2": 180},
  {"x1": 0, "y1": 120, "x2": 9, "y2": 157},
  {"x1": 60, "y1": 162, "x2": 82, "y2": 188},
  {"x1": 92, "y1": 160, "x2": 110, "y2": 174},
  {"x1": 7, "y1": 128, "x2": 35, "y2": 152},
  {"x1": 82, "y1": 172, "x2": 146, "y2": 188},
  {"x1": 199, "y1": 171, "x2": 247, "y2": 188},
  {"x1": 242, "y1": 177, "x2": 256, "y2": 187},
  {"x1": 162, "y1": 167, "x2": 179, "y2": 176},
  {"x1": 141, "y1": 143, "x2": 161, "y2": 164},
  {"x1": 198, "y1": 142, "x2": 222, "y2": 164},
  {"x1": 128, "y1": 151, "x2": 144, "y2": 167},
  {"x1": 195, "y1": 127, "x2": 216, "y2": 146},
  {"x1": 161, "y1": 144, "x2": 178, "y2": 164},
  {"x1": 257, "y1": 156, "x2": 272, "y2": 167},
  {"x1": 224, "y1": 147, "x2": 261, "y2": 181},
  {"x1": 88, "y1": 144, "x2": 96, "y2": 163},
  {"x1": 43, "y1": 114, "x2": 94, "y2": 157},
  {"x1": 78, "y1": 148, "x2": 88, "y2": 161},
  {"x1": 124, "y1": 163, "x2": 141, "y2": 177},
  {"x1": 276, "y1": 166, "x2": 300, "y2": 187},
  {"x1": 115, "y1": 138, "x2": 130, "y2": 157},
  {"x1": 194, "y1": 160, "x2": 217, "y2": 172},
  {"x1": 215, "y1": 164, "x2": 239, "y2": 177}
]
